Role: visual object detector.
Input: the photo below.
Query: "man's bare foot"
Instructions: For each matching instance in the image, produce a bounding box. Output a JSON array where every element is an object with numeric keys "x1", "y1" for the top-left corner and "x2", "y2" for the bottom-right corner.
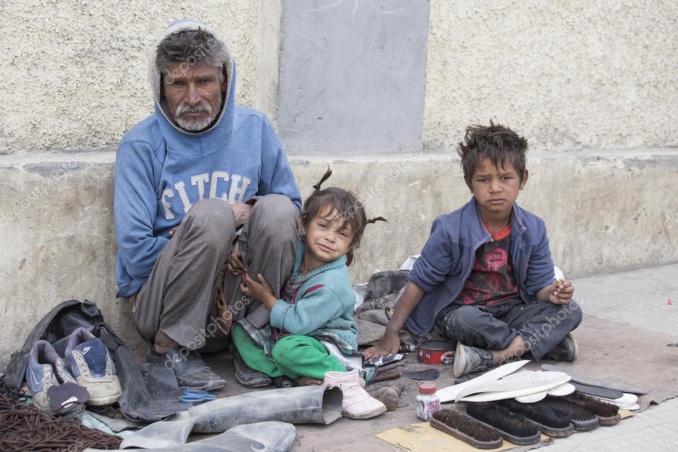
[{"x1": 295, "y1": 376, "x2": 323, "y2": 386}]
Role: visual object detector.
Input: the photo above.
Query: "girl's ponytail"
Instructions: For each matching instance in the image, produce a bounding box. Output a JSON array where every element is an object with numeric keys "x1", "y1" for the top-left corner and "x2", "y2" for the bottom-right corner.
[
  {"x1": 312, "y1": 165, "x2": 333, "y2": 191},
  {"x1": 366, "y1": 216, "x2": 387, "y2": 224}
]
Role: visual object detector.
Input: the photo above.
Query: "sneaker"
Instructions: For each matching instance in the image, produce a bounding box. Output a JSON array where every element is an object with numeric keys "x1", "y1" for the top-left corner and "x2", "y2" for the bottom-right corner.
[
  {"x1": 26, "y1": 340, "x2": 84, "y2": 412},
  {"x1": 65, "y1": 327, "x2": 122, "y2": 406},
  {"x1": 543, "y1": 333, "x2": 578, "y2": 362},
  {"x1": 231, "y1": 345, "x2": 272, "y2": 388},
  {"x1": 147, "y1": 346, "x2": 226, "y2": 392},
  {"x1": 453, "y1": 342, "x2": 494, "y2": 378}
]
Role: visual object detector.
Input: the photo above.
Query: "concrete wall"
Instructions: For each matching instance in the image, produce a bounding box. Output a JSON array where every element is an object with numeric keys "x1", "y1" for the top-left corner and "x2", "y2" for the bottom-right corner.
[
  {"x1": 0, "y1": 0, "x2": 274, "y2": 154},
  {"x1": 424, "y1": 1, "x2": 678, "y2": 151},
  {"x1": 277, "y1": 0, "x2": 429, "y2": 155},
  {"x1": 2, "y1": 151, "x2": 677, "y2": 369},
  {"x1": 1, "y1": 0, "x2": 677, "y2": 369}
]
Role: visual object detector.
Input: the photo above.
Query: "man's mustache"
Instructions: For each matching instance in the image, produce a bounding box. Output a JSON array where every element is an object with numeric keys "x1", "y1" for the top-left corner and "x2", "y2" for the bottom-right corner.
[{"x1": 176, "y1": 103, "x2": 213, "y2": 115}]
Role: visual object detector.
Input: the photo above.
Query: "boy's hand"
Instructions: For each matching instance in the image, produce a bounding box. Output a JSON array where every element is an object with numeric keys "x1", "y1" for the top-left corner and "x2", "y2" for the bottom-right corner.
[
  {"x1": 549, "y1": 279, "x2": 574, "y2": 305},
  {"x1": 240, "y1": 273, "x2": 277, "y2": 309},
  {"x1": 363, "y1": 332, "x2": 401, "y2": 360}
]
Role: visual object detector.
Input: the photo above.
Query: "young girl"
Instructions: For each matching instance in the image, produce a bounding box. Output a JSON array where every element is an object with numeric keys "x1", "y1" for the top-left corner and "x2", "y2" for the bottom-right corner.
[{"x1": 230, "y1": 168, "x2": 387, "y2": 420}]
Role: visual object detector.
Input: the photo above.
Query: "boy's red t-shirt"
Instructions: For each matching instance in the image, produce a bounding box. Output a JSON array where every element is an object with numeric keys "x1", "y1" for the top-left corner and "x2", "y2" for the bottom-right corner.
[{"x1": 458, "y1": 222, "x2": 520, "y2": 306}]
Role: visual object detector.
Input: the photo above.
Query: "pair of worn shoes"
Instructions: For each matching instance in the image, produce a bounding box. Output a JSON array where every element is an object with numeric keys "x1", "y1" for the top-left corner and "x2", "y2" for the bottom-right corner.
[
  {"x1": 26, "y1": 328, "x2": 122, "y2": 413},
  {"x1": 453, "y1": 333, "x2": 578, "y2": 378},
  {"x1": 145, "y1": 342, "x2": 265, "y2": 392}
]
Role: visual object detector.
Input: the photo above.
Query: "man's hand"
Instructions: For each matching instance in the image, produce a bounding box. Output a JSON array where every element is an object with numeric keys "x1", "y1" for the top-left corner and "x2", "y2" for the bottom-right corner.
[
  {"x1": 240, "y1": 273, "x2": 277, "y2": 309},
  {"x1": 363, "y1": 332, "x2": 401, "y2": 361},
  {"x1": 232, "y1": 203, "x2": 252, "y2": 228},
  {"x1": 227, "y1": 242, "x2": 247, "y2": 275}
]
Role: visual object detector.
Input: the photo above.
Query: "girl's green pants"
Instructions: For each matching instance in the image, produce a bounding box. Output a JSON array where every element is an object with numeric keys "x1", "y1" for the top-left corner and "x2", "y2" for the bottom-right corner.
[{"x1": 232, "y1": 323, "x2": 346, "y2": 380}]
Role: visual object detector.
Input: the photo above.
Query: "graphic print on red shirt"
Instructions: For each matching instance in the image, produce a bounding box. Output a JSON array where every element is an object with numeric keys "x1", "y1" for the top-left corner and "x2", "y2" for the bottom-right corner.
[{"x1": 459, "y1": 225, "x2": 519, "y2": 306}]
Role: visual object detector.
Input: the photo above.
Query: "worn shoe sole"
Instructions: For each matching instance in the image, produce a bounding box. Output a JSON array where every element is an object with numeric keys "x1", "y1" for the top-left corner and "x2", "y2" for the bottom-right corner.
[
  {"x1": 568, "y1": 333, "x2": 579, "y2": 361},
  {"x1": 453, "y1": 342, "x2": 469, "y2": 378}
]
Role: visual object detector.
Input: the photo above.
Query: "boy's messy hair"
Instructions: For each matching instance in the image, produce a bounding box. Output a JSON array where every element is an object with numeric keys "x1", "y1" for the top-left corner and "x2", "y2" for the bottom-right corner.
[
  {"x1": 457, "y1": 120, "x2": 528, "y2": 189},
  {"x1": 302, "y1": 167, "x2": 385, "y2": 266}
]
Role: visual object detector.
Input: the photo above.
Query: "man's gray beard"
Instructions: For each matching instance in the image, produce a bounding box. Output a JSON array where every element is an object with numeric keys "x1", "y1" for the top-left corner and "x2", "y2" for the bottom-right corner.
[{"x1": 175, "y1": 99, "x2": 222, "y2": 132}]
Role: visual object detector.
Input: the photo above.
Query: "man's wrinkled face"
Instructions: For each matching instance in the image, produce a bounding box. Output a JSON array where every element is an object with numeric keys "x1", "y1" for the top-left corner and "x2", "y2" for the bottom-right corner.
[{"x1": 162, "y1": 63, "x2": 225, "y2": 132}]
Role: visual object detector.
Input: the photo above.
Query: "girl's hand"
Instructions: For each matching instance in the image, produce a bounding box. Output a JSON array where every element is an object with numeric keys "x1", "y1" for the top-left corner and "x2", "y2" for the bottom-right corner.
[
  {"x1": 549, "y1": 279, "x2": 574, "y2": 305},
  {"x1": 240, "y1": 273, "x2": 277, "y2": 308},
  {"x1": 227, "y1": 242, "x2": 248, "y2": 275}
]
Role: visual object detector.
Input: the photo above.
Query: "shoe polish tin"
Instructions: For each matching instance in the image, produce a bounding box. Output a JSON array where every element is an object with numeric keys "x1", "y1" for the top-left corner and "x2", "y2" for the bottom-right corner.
[{"x1": 416, "y1": 340, "x2": 455, "y2": 365}]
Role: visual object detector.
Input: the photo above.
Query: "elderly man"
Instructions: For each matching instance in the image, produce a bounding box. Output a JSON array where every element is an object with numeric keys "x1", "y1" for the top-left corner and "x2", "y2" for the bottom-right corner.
[{"x1": 114, "y1": 19, "x2": 301, "y2": 391}]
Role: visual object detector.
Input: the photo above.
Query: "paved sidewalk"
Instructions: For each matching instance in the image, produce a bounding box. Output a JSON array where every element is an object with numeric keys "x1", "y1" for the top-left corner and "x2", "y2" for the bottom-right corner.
[{"x1": 542, "y1": 263, "x2": 678, "y2": 451}]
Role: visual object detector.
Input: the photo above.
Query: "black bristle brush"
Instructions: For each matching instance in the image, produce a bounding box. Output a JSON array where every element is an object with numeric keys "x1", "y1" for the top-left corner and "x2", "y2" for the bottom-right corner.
[
  {"x1": 497, "y1": 399, "x2": 574, "y2": 437},
  {"x1": 431, "y1": 409, "x2": 503, "y2": 449},
  {"x1": 465, "y1": 402, "x2": 541, "y2": 446},
  {"x1": 540, "y1": 397, "x2": 599, "y2": 431},
  {"x1": 563, "y1": 392, "x2": 621, "y2": 426}
]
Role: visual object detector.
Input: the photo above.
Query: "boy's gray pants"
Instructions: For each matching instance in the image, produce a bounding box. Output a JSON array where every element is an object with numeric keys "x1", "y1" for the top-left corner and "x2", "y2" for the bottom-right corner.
[
  {"x1": 132, "y1": 195, "x2": 299, "y2": 350},
  {"x1": 437, "y1": 299, "x2": 583, "y2": 359}
]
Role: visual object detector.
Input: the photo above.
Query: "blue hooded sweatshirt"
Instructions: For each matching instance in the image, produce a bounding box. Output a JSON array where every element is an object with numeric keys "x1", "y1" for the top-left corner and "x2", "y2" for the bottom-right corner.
[{"x1": 114, "y1": 19, "x2": 301, "y2": 298}]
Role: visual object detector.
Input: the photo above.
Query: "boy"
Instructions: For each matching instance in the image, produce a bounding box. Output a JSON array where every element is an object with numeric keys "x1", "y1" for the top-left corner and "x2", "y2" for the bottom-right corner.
[{"x1": 364, "y1": 122, "x2": 582, "y2": 377}]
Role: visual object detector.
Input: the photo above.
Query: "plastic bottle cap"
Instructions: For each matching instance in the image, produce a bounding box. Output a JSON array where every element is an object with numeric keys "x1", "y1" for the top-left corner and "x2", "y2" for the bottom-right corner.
[{"x1": 418, "y1": 382, "x2": 437, "y2": 395}]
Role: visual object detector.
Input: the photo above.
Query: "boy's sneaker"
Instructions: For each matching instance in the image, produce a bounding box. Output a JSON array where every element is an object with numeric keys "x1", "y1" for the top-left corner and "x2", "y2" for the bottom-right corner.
[
  {"x1": 543, "y1": 333, "x2": 578, "y2": 362},
  {"x1": 453, "y1": 342, "x2": 494, "y2": 378},
  {"x1": 26, "y1": 340, "x2": 83, "y2": 412},
  {"x1": 65, "y1": 327, "x2": 122, "y2": 405}
]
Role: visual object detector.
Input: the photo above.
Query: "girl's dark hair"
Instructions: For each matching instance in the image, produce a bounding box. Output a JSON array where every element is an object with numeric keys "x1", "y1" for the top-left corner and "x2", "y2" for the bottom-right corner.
[
  {"x1": 457, "y1": 120, "x2": 528, "y2": 190},
  {"x1": 302, "y1": 167, "x2": 385, "y2": 266}
]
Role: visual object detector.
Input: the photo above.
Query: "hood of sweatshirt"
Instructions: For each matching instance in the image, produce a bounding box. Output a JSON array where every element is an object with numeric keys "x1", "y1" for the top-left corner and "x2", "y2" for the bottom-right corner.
[{"x1": 149, "y1": 18, "x2": 235, "y2": 137}]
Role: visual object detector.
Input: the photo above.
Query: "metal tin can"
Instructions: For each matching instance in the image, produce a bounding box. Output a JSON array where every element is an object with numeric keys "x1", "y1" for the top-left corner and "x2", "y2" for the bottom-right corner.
[{"x1": 416, "y1": 339, "x2": 455, "y2": 365}]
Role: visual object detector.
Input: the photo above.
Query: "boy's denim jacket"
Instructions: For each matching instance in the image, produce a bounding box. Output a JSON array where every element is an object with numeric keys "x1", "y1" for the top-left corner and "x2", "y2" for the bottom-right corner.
[{"x1": 406, "y1": 197, "x2": 556, "y2": 337}]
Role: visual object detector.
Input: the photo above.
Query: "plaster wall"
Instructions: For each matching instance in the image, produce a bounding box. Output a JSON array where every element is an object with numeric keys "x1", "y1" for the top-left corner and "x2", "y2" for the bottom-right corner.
[
  {"x1": 277, "y1": 0, "x2": 429, "y2": 155},
  {"x1": 0, "y1": 0, "x2": 276, "y2": 154},
  {"x1": 3, "y1": 1, "x2": 676, "y2": 155},
  {"x1": 424, "y1": 0, "x2": 678, "y2": 151}
]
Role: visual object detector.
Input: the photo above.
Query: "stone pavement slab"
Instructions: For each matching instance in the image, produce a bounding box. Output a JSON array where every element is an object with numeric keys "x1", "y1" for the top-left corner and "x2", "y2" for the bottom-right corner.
[{"x1": 534, "y1": 263, "x2": 678, "y2": 452}]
